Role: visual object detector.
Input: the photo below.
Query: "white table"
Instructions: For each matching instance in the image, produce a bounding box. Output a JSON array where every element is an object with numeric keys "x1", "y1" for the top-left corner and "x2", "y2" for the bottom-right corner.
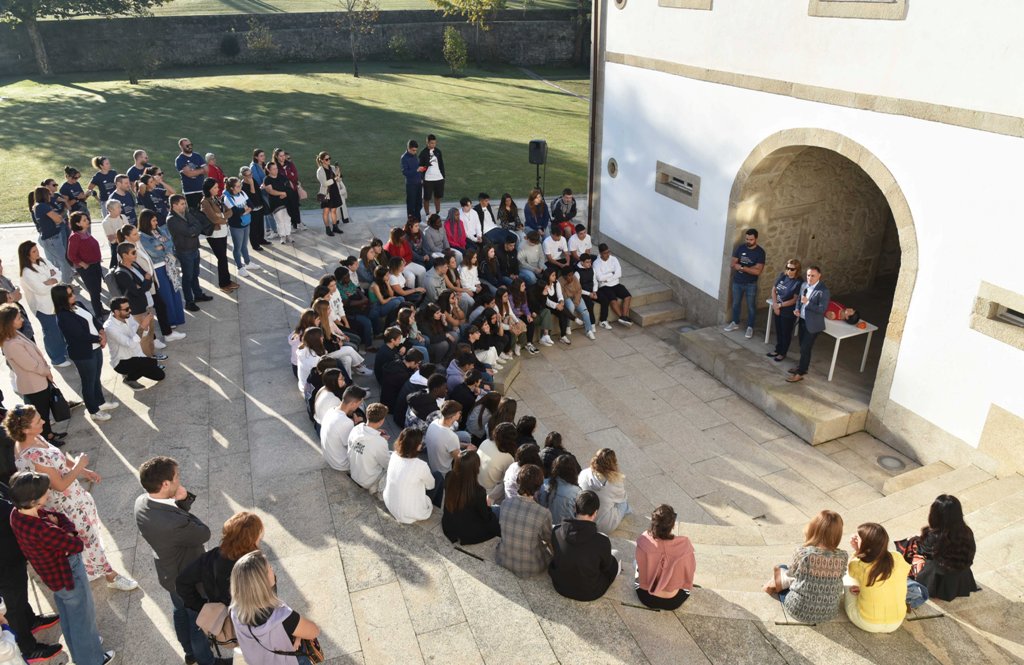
[{"x1": 763, "y1": 299, "x2": 878, "y2": 381}]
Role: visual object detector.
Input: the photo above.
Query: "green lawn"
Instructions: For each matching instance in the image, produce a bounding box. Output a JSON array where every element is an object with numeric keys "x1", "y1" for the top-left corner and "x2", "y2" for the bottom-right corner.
[
  {"x1": 0, "y1": 62, "x2": 589, "y2": 224},
  {"x1": 133, "y1": 0, "x2": 574, "y2": 15}
]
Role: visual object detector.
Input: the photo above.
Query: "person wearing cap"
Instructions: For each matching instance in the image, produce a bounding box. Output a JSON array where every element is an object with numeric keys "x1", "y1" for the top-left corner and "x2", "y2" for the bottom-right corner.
[{"x1": 593, "y1": 244, "x2": 634, "y2": 328}]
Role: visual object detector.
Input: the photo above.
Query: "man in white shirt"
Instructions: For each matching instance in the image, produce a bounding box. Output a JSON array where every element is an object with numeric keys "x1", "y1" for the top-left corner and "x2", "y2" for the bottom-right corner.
[
  {"x1": 418, "y1": 134, "x2": 445, "y2": 216},
  {"x1": 424, "y1": 401, "x2": 475, "y2": 476},
  {"x1": 459, "y1": 197, "x2": 482, "y2": 250},
  {"x1": 593, "y1": 243, "x2": 634, "y2": 328},
  {"x1": 567, "y1": 224, "x2": 593, "y2": 263},
  {"x1": 474, "y1": 193, "x2": 503, "y2": 245},
  {"x1": 103, "y1": 296, "x2": 166, "y2": 390},
  {"x1": 347, "y1": 403, "x2": 392, "y2": 494},
  {"x1": 543, "y1": 226, "x2": 570, "y2": 273},
  {"x1": 320, "y1": 386, "x2": 366, "y2": 472}
]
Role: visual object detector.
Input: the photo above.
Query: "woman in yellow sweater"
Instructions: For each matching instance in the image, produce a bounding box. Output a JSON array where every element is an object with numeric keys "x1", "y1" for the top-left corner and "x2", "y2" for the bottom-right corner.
[{"x1": 845, "y1": 523, "x2": 911, "y2": 633}]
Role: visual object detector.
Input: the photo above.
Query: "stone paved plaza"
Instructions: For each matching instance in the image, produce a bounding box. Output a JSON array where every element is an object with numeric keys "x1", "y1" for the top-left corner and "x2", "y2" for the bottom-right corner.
[{"x1": 1, "y1": 207, "x2": 1022, "y2": 665}]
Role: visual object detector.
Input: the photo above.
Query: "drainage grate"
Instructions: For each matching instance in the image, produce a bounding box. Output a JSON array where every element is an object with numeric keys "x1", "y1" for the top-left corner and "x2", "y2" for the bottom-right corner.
[{"x1": 877, "y1": 455, "x2": 907, "y2": 471}]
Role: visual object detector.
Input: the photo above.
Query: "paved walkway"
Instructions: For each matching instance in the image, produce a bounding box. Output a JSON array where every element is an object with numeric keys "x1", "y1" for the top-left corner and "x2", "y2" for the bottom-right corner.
[{"x1": 1, "y1": 207, "x2": 1021, "y2": 665}]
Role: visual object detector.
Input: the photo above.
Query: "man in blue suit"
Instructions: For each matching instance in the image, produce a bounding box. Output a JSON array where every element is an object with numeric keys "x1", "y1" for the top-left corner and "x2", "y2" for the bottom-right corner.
[{"x1": 787, "y1": 265, "x2": 830, "y2": 383}]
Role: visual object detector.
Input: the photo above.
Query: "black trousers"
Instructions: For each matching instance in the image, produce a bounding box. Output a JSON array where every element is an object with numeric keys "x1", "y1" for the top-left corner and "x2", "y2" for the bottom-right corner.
[
  {"x1": 405, "y1": 182, "x2": 422, "y2": 220},
  {"x1": 249, "y1": 208, "x2": 267, "y2": 247},
  {"x1": 23, "y1": 385, "x2": 54, "y2": 437},
  {"x1": 636, "y1": 587, "x2": 689, "y2": 611},
  {"x1": 0, "y1": 563, "x2": 41, "y2": 653},
  {"x1": 547, "y1": 306, "x2": 570, "y2": 336},
  {"x1": 773, "y1": 308, "x2": 797, "y2": 357},
  {"x1": 185, "y1": 192, "x2": 203, "y2": 210},
  {"x1": 796, "y1": 319, "x2": 820, "y2": 375},
  {"x1": 285, "y1": 189, "x2": 302, "y2": 228},
  {"x1": 206, "y1": 236, "x2": 231, "y2": 287},
  {"x1": 115, "y1": 356, "x2": 167, "y2": 382},
  {"x1": 153, "y1": 288, "x2": 172, "y2": 336},
  {"x1": 597, "y1": 284, "x2": 631, "y2": 321},
  {"x1": 77, "y1": 263, "x2": 106, "y2": 319}
]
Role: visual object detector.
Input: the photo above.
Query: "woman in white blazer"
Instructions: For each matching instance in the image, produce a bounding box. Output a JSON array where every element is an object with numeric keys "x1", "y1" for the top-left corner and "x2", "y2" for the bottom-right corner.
[
  {"x1": 316, "y1": 150, "x2": 350, "y2": 237},
  {"x1": 17, "y1": 241, "x2": 68, "y2": 367}
]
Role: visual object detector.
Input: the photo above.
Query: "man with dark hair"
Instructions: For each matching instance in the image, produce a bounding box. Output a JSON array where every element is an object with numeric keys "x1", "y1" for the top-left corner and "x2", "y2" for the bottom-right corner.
[
  {"x1": 425, "y1": 256, "x2": 449, "y2": 304},
  {"x1": 10, "y1": 471, "x2": 115, "y2": 665},
  {"x1": 593, "y1": 243, "x2": 634, "y2": 328},
  {"x1": 548, "y1": 490, "x2": 620, "y2": 601},
  {"x1": 175, "y1": 138, "x2": 207, "y2": 210},
  {"x1": 787, "y1": 265, "x2": 831, "y2": 383},
  {"x1": 380, "y1": 347, "x2": 423, "y2": 413},
  {"x1": 496, "y1": 234, "x2": 523, "y2": 284},
  {"x1": 109, "y1": 174, "x2": 137, "y2": 226},
  {"x1": 418, "y1": 134, "x2": 445, "y2": 216},
  {"x1": 167, "y1": 194, "x2": 213, "y2": 311},
  {"x1": 113, "y1": 242, "x2": 160, "y2": 360},
  {"x1": 401, "y1": 139, "x2": 422, "y2": 219},
  {"x1": 568, "y1": 223, "x2": 592, "y2": 263},
  {"x1": 517, "y1": 230, "x2": 545, "y2": 285},
  {"x1": 550, "y1": 188, "x2": 577, "y2": 239},
  {"x1": 724, "y1": 227, "x2": 766, "y2": 339},
  {"x1": 394, "y1": 362, "x2": 435, "y2": 428},
  {"x1": 425, "y1": 400, "x2": 473, "y2": 476},
  {"x1": 321, "y1": 385, "x2": 367, "y2": 472},
  {"x1": 448, "y1": 368, "x2": 482, "y2": 431},
  {"x1": 373, "y1": 326, "x2": 406, "y2": 384},
  {"x1": 475, "y1": 193, "x2": 503, "y2": 245},
  {"x1": 134, "y1": 457, "x2": 213, "y2": 665},
  {"x1": 542, "y1": 225, "x2": 570, "y2": 273},
  {"x1": 406, "y1": 373, "x2": 449, "y2": 429},
  {"x1": 496, "y1": 464, "x2": 553, "y2": 577},
  {"x1": 104, "y1": 296, "x2": 166, "y2": 389},
  {"x1": 0, "y1": 475, "x2": 63, "y2": 663},
  {"x1": 348, "y1": 403, "x2": 392, "y2": 494}
]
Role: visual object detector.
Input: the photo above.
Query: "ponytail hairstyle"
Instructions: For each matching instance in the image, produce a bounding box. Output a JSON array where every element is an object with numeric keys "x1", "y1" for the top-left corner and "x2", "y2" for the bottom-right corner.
[
  {"x1": 855, "y1": 522, "x2": 895, "y2": 588},
  {"x1": 649, "y1": 504, "x2": 677, "y2": 541},
  {"x1": 91, "y1": 156, "x2": 108, "y2": 171}
]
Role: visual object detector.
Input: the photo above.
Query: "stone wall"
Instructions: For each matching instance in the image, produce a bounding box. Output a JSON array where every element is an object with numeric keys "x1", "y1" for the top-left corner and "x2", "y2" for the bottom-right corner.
[
  {"x1": 753, "y1": 147, "x2": 895, "y2": 304},
  {"x1": 0, "y1": 9, "x2": 577, "y2": 77}
]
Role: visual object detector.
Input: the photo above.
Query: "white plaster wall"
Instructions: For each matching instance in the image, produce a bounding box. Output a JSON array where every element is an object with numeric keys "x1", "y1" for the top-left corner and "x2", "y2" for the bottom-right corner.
[
  {"x1": 606, "y1": 0, "x2": 1024, "y2": 118},
  {"x1": 598, "y1": 62, "x2": 1024, "y2": 447}
]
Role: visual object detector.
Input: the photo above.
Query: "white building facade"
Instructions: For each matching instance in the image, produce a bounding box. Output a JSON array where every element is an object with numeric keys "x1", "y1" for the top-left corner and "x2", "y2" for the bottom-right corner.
[{"x1": 588, "y1": 0, "x2": 1024, "y2": 473}]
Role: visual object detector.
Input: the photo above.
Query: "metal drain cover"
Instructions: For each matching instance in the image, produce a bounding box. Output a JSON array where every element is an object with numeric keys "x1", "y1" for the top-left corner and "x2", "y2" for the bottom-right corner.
[{"x1": 877, "y1": 455, "x2": 906, "y2": 471}]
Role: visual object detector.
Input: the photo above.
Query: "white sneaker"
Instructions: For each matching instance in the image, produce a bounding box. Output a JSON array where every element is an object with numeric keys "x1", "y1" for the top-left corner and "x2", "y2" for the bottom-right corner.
[
  {"x1": 153, "y1": 339, "x2": 167, "y2": 349},
  {"x1": 559, "y1": 335, "x2": 572, "y2": 345},
  {"x1": 723, "y1": 321, "x2": 739, "y2": 332},
  {"x1": 280, "y1": 238, "x2": 288, "y2": 245},
  {"x1": 90, "y1": 411, "x2": 111, "y2": 422},
  {"x1": 102, "y1": 650, "x2": 117, "y2": 664},
  {"x1": 539, "y1": 335, "x2": 554, "y2": 347},
  {"x1": 599, "y1": 321, "x2": 613, "y2": 330},
  {"x1": 99, "y1": 401, "x2": 120, "y2": 411},
  {"x1": 165, "y1": 331, "x2": 186, "y2": 342},
  {"x1": 525, "y1": 343, "x2": 540, "y2": 355},
  {"x1": 238, "y1": 267, "x2": 251, "y2": 278},
  {"x1": 354, "y1": 365, "x2": 373, "y2": 376},
  {"x1": 573, "y1": 317, "x2": 584, "y2": 326},
  {"x1": 498, "y1": 352, "x2": 513, "y2": 361},
  {"x1": 106, "y1": 574, "x2": 138, "y2": 592},
  {"x1": 265, "y1": 231, "x2": 277, "y2": 240},
  {"x1": 745, "y1": 326, "x2": 754, "y2": 339},
  {"x1": 54, "y1": 360, "x2": 72, "y2": 368},
  {"x1": 586, "y1": 330, "x2": 596, "y2": 340},
  {"x1": 513, "y1": 344, "x2": 521, "y2": 357}
]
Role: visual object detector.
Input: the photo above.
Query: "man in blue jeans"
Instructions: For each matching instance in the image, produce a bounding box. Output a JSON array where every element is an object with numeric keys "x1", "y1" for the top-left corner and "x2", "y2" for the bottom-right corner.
[
  {"x1": 135, "y1": 456, "x2": 215, "y2": 665},
  {"x1": 166, "y1": 195, "x2": 213, "y2": 312},
  {"x1": 724, "y1": 228, "x2": 766, "y2": 339},
  {"x1": 9, "y1": 470, "x2": 115, "y2": 664}
]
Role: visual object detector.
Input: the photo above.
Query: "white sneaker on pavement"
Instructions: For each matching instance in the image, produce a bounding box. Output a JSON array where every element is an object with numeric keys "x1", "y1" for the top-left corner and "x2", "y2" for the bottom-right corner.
[
  {"x1": 106, "y1": 575, "x2": 138, "y2": 591},
  {"x1": 560, "y1": 335, "x2": 572, "y2": 345},
  {"x1": 573, "y1": 317, "x2": 584, "y2": 326},
  {"x1": 90, "y1": 411, "x2": 111, "y2": 422},
  {"x1": 54, "y1": 360, "x2": 72, "y2": 368},
  {"x1": 599, "y1": 321, "x2": 613, "y2": 330},
  {"x1": 165, "y1": 331, "x2": 186, "y2": 342},
  {"x1": 586, "y1": 330, "x2": 596, "y2": 340},
  {"x1": 539, "y1": 335, "x2": 554, "y2": 347},
  {"x1": 723, "y1": 321, "x2": 739, "y2": 332},
  {"x1": 745, "y1": 326, "x2": 754, "y2": 339},
  {"x1": 238, "y1": 267, "x2": 251, "y2": 278},
  {"x1": 153, "y1": 339, "x2": 167, "y2": 349},
  {"x1": 99, "y1": 401, "x2": 120, "y2": 411}
]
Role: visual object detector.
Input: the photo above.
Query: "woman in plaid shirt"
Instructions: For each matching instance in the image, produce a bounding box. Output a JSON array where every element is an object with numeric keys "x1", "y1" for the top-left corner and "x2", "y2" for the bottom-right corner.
[{"x1": 9, "y1": 470, "x2": 114, "y2": 664}]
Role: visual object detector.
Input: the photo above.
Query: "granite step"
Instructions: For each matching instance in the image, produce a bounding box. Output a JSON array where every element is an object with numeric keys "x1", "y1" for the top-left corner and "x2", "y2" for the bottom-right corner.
[
  {"x1": 630, "y1": 300, "x2": 687, "y2": 327},
  {"x1": 492, "y1": 354, "x2": 521, "y2": 393},
  {"x1": 882, "y1": 460, "x2": 954, "y2": 495}
]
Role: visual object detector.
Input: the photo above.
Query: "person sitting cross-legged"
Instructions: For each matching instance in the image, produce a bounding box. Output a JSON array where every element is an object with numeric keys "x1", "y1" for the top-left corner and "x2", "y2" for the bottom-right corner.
[
  {"x1": 441, "y1": 449, "x2": 501, "y2": 546},
  {"x1": 347, "y1": 403, "x2": 392, "y2": 495},
  {"x1": 495, "y1": 464, "x2": 552, "y2": 577},
  {"x1": 548, "y1": 490, "x2": 620, "y2": 601},
  {"x1": 103, "y1": 296, "x2": 166, "y2": 390},
  {"x1": 635, "y1": 504, "x2": 696, "y2": 610}
]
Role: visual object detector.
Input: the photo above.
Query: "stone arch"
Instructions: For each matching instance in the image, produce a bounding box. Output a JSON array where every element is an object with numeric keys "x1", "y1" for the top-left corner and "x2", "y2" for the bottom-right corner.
[{"x1": 720, "y1": 128, "x2": 918, "y2": 419}]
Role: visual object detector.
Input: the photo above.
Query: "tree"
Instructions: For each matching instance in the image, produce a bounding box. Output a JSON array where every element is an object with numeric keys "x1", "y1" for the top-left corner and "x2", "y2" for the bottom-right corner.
[
  {"x1": 573, "y1": 0, "x2": 591, "y2": 67},
  {"x1": 442, "y1": 25, "x2": 467, "y2": 77},
  {"x1": 0, "y1": 0, "x2": 167, "y2": 76},
  {"x1": 430, "y1": 0, "x2": 506, "y2": 63},
  {"x1": 245, "y1": 16, "x2": 276, "y2": 68},
  {"x1": 334, "y1": 0, "x2": 380, "y2": 78}
]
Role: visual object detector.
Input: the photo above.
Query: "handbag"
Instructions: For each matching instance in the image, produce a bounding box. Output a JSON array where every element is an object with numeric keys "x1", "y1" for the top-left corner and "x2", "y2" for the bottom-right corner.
[
  {"x1": 49, "y1": 383, "x2": 71, "y2": 423},
  {"x1": 195, "y1": 602, "x2": 238, "y2": 656},
  {"x1": 247, "y1": 624, "x2": 324, "y2": 664}
]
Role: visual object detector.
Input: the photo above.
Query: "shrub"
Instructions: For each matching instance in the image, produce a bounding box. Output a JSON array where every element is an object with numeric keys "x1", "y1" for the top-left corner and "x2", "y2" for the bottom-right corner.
[
  {"x1": 442, "y1": 26, "x2": 467, "y2": 76},
  {"x1": 246, "y1": 17, "x2": 276, "y2": 67},
  {"x1": 220, "y1": 32, "x2": 241, "y2": 57},
  {"x1": 387, "y1": 33, "x2": 411, "y2": 61}
]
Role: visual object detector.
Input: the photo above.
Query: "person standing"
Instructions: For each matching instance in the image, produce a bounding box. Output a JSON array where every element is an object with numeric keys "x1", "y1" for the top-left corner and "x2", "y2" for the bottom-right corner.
[
  {"x1": 724, "y1": 228, "x2": 766, "y2": 339},
  {"x1": 104, "y1": 297, "x2": 166, "y2": 390},
  {"x1": 167, "y1": 194, "x2": 214, "y2": 312},
  {"x1": 134, "y1": 456, "x2": 215, "y2": 665},
  {"x1": 401, "y1": 140, "x2": 422, "y2": 220},
  {"x1": 205, "y1": 153, "x2": 225, "y2": 192},
  {"x1": 200, "y1": 179, "x2": 238, "y2": 294},
  {"x1": 175, "y1": 138, "x2": 207, "y2": 210},
  {"x1": 66, "y1": 212, "x2": 107, "y2": 320},
  {"x1": 768, "y1": 259, "x2": 803, "y2": 362},
  {"x1": 240, "y1": 166, "x2": 268, "y2": 251},
  {"x1": 30, "y1": 186, "x2": 74, "y2": 285},
  {"x1": 0, "y1": 305, "x2": 64, "y2": 445},
  {"x1": 262, "y1": 162, "x2": 293, "y2": 246},
  {"x1": 139, "y1": 210, "x2": 188, "y2": 328},
  {"x1": 107, "y1": 175, "x2": 137, "y2": 227},
  {"x1": 125, "y1": 149, "x2": 150, "y2": 183},
  {"x1": 86, "y1": 156, "x2": 117, "y2": 212},
  {"x1": 60, "y1": 166, "x2": 91, "y2": 218},
  {"x1": 548, "y1": 490, "x2": 619, "y2": 601},
  {"x1": 223, "y1": 177, "x2": 254, "y2": 278},
  {"x1": 17, "y1": 241, "x2": 69, "y2": 367},
  {"x1": 52, "y1": 285, "x2": 119, "y2": 423},
  {"x1": 273, "y1": 149, "x2": 303, "y2": 232},
  {"x1": 315, "y1": 151, "x2": 344, "y2": 237},
  {"x1": 8, "y1": 471, "x2": 115, "y2": 665},
  {"x1": 787, "y1": 265, "x2": 830, "y2": 383},
  {"x1": 418, "y1": 134, "x2": 445, "y2": 216}
]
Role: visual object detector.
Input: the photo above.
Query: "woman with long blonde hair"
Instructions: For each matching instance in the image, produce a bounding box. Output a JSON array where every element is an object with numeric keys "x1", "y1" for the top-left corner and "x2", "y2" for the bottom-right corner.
[
  {"x1": 229, "y1": 550, "x2": 320, "y2": 664},
  {"x1": 577, "y1": 448, "x2": 630, "y2": 534}
]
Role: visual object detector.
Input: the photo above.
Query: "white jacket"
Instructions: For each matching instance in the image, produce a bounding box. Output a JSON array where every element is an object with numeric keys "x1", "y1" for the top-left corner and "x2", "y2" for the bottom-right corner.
[
  {"x1": 19, "y1": 259, "x2": 60, "y2": 315},
  {"x1": 593, "y1": 255, "x2": 622, "y2": 288}
]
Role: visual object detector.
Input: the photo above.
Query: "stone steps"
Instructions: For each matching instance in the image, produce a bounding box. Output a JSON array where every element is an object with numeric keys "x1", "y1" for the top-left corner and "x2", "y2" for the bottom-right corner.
[
  {"x1": 629, "y1": 299, "x2": 687, "y2": 327},
  {"x1": 882, "y1": 460, "x2": 954, "y2": 495},
  {"x1": 492, "y1": 354, "x2": 521, "y2": 394}
]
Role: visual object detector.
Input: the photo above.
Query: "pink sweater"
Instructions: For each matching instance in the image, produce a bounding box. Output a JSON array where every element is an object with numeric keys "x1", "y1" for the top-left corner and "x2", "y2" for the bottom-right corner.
[{"x1": 636, "y1": 532, "x2": 696, "y2": 596}]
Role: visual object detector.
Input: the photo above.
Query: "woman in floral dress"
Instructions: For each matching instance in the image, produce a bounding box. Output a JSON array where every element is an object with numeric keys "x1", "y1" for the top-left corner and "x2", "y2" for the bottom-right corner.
[{"x1": 5, "y1": 405, "x2": 138, "y2": 591}]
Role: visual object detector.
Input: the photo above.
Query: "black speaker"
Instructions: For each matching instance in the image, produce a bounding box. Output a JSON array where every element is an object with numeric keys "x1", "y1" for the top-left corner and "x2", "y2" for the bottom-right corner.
[{"x1": 529, "y1": 139, "x2": 547, "y2": 165}]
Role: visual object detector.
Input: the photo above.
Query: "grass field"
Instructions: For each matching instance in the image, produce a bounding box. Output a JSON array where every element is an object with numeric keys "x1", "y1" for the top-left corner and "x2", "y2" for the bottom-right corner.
[
  {"x1": 102, "y1": 0, "x2": 574, "y2": 15},
  {"x1": 0, "y1": 62, "x2": 589, "y2": 224}
]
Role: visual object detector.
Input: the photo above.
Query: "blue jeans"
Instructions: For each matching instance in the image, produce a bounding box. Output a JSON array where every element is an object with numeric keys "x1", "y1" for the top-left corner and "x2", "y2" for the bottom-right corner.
[
  {"x1": 229, "y1": 225, "x2": 251, "y2": 268},
  {"x1": 565, "y1": 299, "x2": 593, "y2": 333},
  {"x1": 369, "y1": 298, "x2": 404, "y2": 333},
  {"x1": 39, "y1": 233, "x2": 74, "y2": 283},
  {"x1": 72, "y1": 348, "x2": 105, "y2": 413},
  {"x1": 906, "y1": 579, "x2": 930, "y2": 609},
  {"x1": 177, "y1": 250, "x2": 203, "y2": 304},
  {"x1": 170, "y1": 592, "x2": 214, "y2": 665},
  {"x1": 343, "y1": 314, "x2": 374, "y2": 349},
  {"x1": 519, "y1": 267, "x2": 539, "y2": 286},
  {"x1": 412, "y1": 344, "x2": 430, "y2": 362},
  {"x1": 54, "y1": 554, "x2": 105, "y2": 665},
  {"x1": 731, "y1": 281, "x2": 758, "y2": 327},
  {"x1": 427, "y1": 470, "x2": 445, "y2": 507},
  {"x1": 35, "y1": 311, "x2": 68, "y2": 364}
]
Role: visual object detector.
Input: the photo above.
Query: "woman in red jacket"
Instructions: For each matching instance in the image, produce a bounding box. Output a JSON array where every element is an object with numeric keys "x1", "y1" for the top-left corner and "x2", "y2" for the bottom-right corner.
[
  {"x1": 383, "y1": 227, "x2": 426, "y2": 288},
  {"x1": 64, "y1": 212, "x2": 106, "y2": 320}
]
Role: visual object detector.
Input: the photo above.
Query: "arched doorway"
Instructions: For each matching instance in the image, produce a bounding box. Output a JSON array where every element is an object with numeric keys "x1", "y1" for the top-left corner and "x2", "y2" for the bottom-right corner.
[{"x1": 719, "y1": 129, "x2": 918, "y2": 421}]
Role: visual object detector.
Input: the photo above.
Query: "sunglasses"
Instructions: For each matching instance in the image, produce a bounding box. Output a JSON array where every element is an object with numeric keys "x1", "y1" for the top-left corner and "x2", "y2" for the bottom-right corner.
[
  {"x1": 786, "y1": 266, "x2": 797, "y2": 271},
  {"x1": 155, "y1": 171, "x2": 164, "y2": 176}
]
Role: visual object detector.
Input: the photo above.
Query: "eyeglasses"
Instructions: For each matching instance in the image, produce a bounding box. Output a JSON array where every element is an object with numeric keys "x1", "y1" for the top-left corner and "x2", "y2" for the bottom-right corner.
[
  {"x1": 155, "y1": 171, "x2": 164, "y2": 176},
  {"x1": 785, "y1": 266, "x2": 797, "y2": 271}
]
